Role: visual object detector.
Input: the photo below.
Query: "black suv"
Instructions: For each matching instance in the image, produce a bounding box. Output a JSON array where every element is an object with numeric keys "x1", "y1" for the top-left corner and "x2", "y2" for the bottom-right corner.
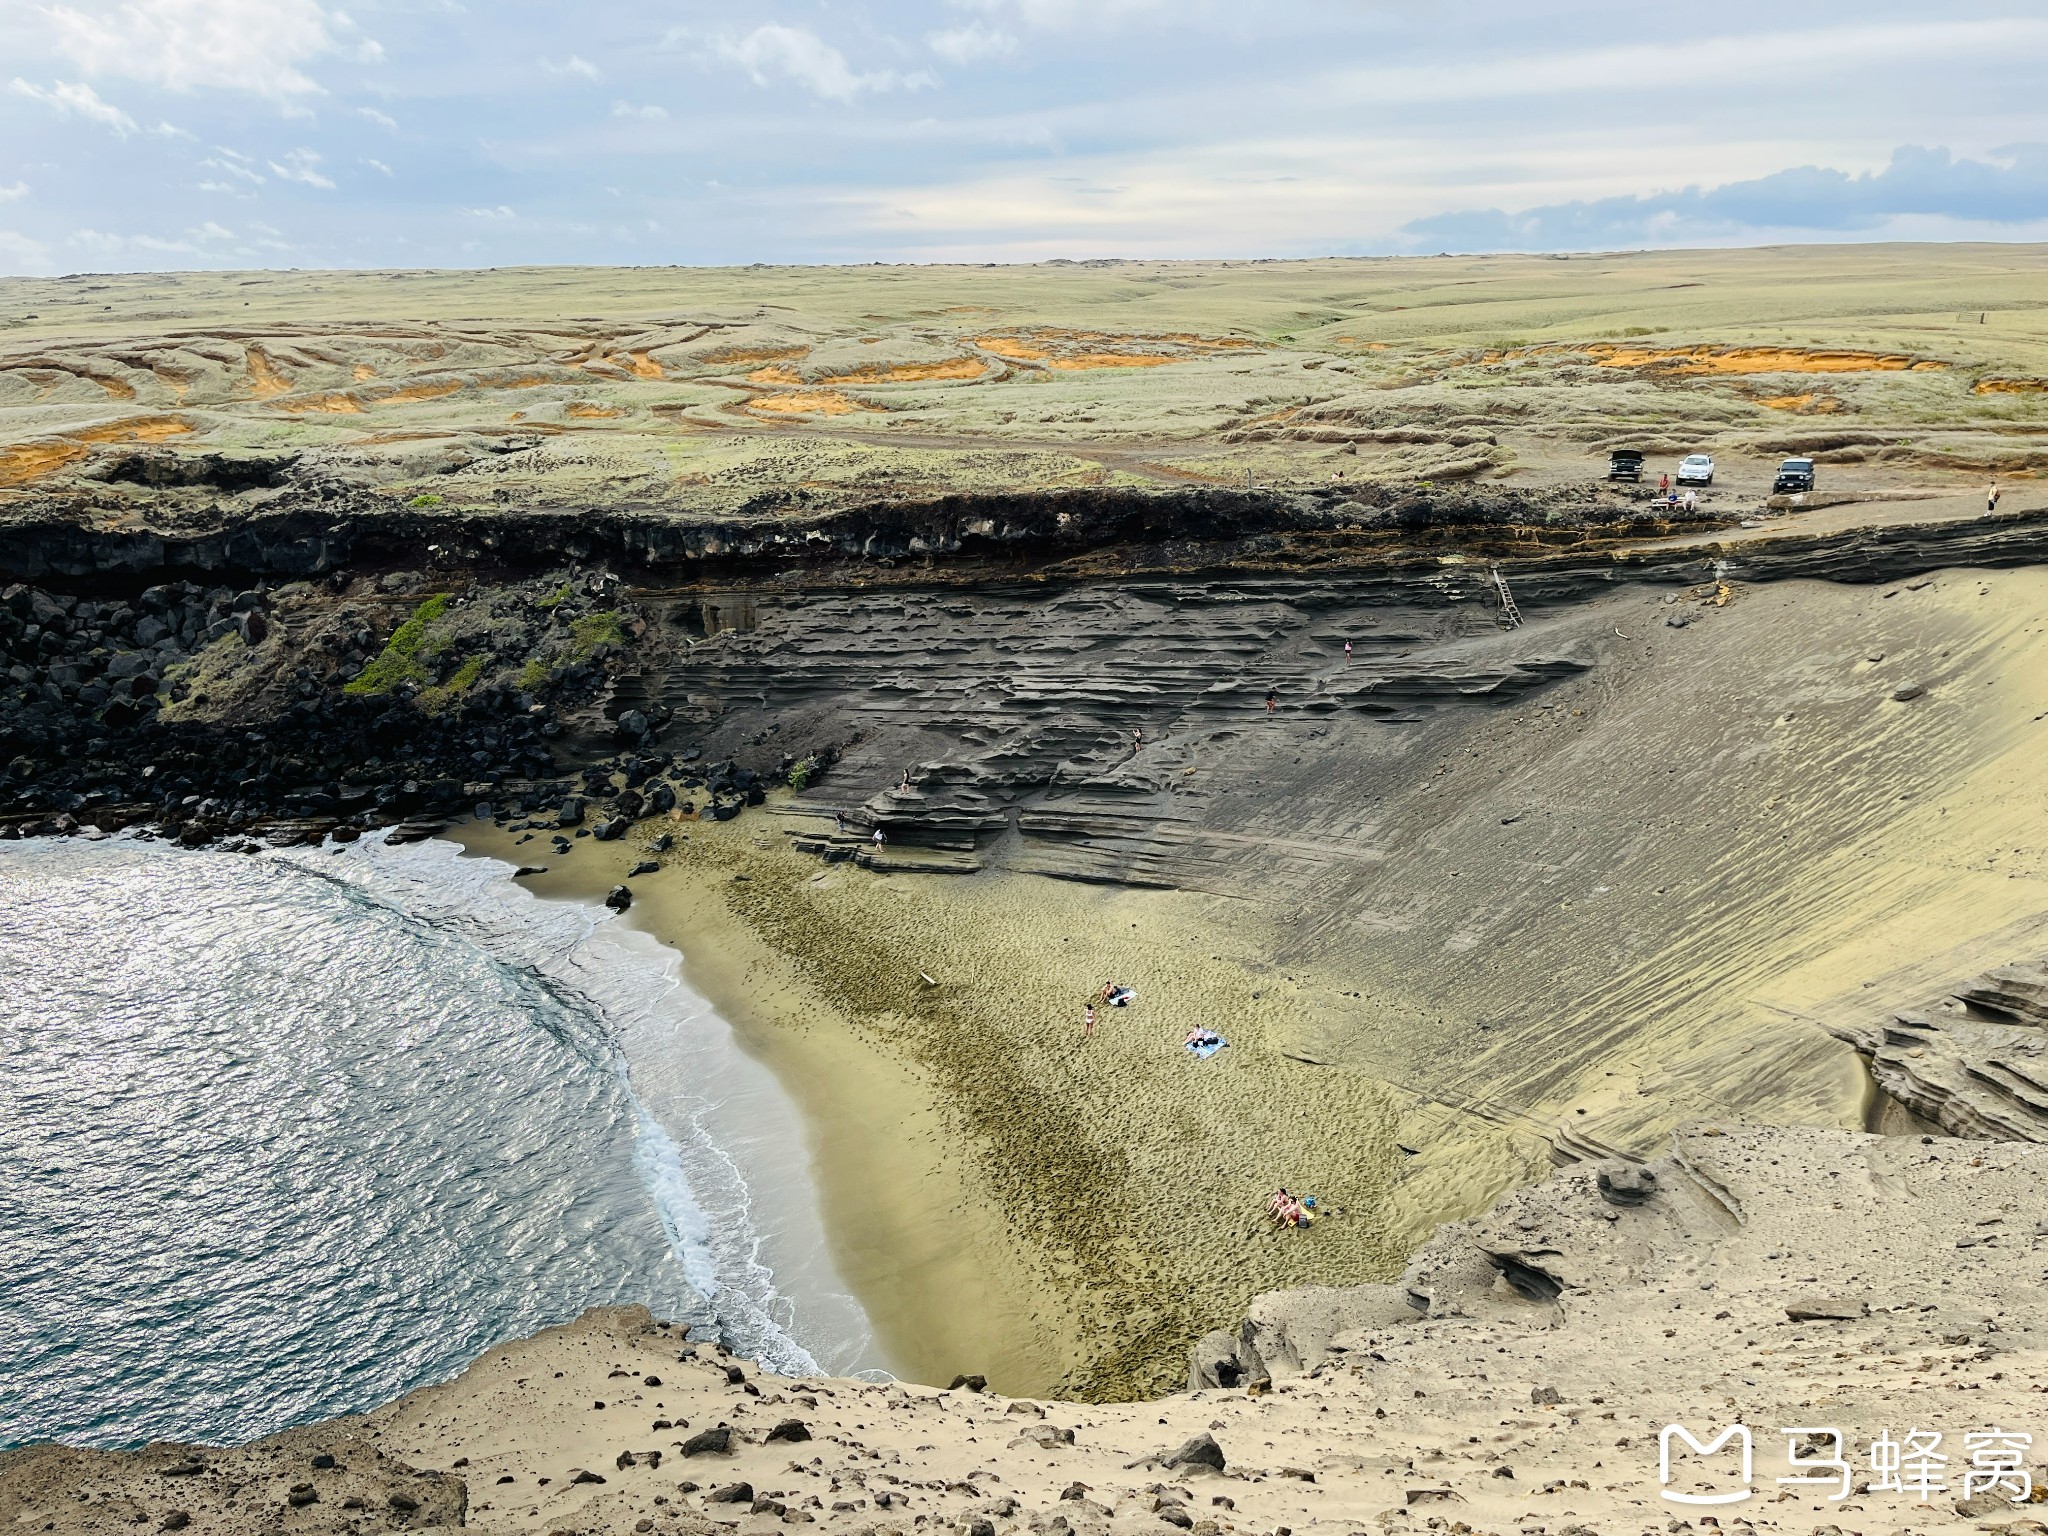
[
  {"x1": 1607, "y1": 448, "x2": 1645, "y2": 482},
  {"x1": 1773, "y1": 457, "x2": 1816, "y2": 494}
]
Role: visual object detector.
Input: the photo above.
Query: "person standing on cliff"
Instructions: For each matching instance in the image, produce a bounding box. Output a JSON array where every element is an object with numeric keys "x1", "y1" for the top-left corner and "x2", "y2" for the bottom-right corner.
[
  {"x1": 1989, "y1": 480, "x2": 2002, "y2": 512},
  {"x1": 1265, "y1": 688, "x2": 1277, "y2": 714},
  {"x1": 872, "y1": 826, "x2": 885, "y2": 849},
  {"x1": 1343, "y1": 639, "x2": 1352, "y2": 663}
]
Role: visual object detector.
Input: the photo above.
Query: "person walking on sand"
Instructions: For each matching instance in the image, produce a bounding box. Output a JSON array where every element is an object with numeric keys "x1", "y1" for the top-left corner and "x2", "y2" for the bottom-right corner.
[
  {"x1": 1989, "y1": 480, "x2": 2002, "y2": 512},
  {"x1": 1083, "y1": 1003, "x2": 1096, "y2": 1039}
]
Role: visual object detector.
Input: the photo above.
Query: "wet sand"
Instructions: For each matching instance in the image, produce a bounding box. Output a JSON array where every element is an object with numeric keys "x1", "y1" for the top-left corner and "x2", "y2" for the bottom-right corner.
[{"x1": 451, "y1": 816, "x2": 1413, "y2": 1400}]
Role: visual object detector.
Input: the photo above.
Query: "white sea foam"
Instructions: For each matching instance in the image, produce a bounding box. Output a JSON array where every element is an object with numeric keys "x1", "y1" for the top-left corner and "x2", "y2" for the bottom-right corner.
[{"x1": 289, "y1": 835, "x2": 883, "y2": 1379}]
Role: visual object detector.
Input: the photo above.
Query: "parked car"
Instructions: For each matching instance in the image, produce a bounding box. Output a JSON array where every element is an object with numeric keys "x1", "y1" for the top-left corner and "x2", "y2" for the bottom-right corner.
[
  {"x1": 1773, "y1": 457, "x2": 1816, "y2": 494},
  {"x1": 1607, "y1": 448, "x2": 1645, "y2": 482},
  {"x1": 1676, "y1": 453, "x2": 1715, "y2": 486}
]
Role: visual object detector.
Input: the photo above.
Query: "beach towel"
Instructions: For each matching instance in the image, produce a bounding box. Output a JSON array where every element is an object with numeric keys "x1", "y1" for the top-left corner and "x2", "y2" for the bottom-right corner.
[{"x1": 1187, "y1": 1036, "x2": 1226, "y2": 1059}]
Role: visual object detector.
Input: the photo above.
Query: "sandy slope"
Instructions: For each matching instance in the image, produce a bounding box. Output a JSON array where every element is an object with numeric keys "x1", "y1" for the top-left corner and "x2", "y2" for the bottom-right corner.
[
  {"x1": 445, "y1": 560, "x2": 2048, "y2": 1401},
  {"x1": 8, "y1": 1124, "x2": 2046, "y2": 1536}
]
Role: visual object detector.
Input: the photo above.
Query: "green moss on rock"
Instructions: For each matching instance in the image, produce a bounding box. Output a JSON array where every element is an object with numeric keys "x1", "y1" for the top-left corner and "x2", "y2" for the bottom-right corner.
[{"x1": 345, "y1": 592, "x2": 450, "y2": 695}]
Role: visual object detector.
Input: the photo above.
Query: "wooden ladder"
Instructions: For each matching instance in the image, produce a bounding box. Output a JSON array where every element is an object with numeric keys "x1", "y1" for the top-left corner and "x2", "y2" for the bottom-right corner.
[{"x1": 1491, "y1": 564, "x2": 1523, "y2": 629}]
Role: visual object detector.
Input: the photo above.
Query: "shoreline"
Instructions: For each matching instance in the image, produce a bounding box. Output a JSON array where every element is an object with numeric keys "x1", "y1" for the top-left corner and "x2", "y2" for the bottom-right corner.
[
  {"x1": 321, "y1": 833, "x2": 887, "y2": 1382},
  {"x1": 444, "y1": 816, "x2": 1110, "y2": 1395},
  {"x1": 446, "y1": 810, "x2": 1433, "y2": 1401}
]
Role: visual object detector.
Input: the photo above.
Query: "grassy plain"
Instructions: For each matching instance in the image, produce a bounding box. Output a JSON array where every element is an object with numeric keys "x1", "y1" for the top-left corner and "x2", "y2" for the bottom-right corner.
[{"x1": 4, "y1": 244, "x2": 2047, "y2": 512}]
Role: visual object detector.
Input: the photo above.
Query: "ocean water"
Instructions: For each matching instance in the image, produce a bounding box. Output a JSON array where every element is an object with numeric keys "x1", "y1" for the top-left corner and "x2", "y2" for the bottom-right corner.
[{"x1": 0, "y1": 834, "x2": 879, "y2": 1451}]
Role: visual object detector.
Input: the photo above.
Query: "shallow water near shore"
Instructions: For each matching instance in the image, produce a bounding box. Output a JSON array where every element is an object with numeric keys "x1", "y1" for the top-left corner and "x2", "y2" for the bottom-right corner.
[{"x1": 0, "y1": 835, "x2": 879, "y2": 1451}]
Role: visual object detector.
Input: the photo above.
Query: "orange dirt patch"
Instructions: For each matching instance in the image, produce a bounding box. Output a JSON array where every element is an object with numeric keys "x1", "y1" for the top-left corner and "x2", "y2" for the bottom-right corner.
[
  {"x1": 974, "y1": 328, "x2": 1258, "y2": 369},
  {"x1": 280, "y1": 392, "x2": 365, "y2": 415},
  {"x1": 353, "y1": 365, "x2": 377, "y2": 382},
  {"x1": 703, "y1": 344, "x2": 810, "y2": 368},
  {"x1": 566, "y1": 402, "x2": 624, "y2": 419},
  {"x1": 744, "y1": 390, "x2": 876, "y2": 418},
  {"x1": 975, "y1": 336, "x2": 1047, "y2": 362},
  {"x1": 377, "y1": 380, "x2": 467, "y2": 407},
  {"x1": 1756, "y1": 393, "x2": 1844, "y2": 413},
  {"x1": 1975, "y1": 377, "x2": 2048, "y2": 395},
  {"x1": 622, "y1": 351, "x2": 665, "y2": 380},
  {"x1": 1500, "y1": 342, "x2": 1947, "y2": 376},
  {"x1": 274, "y1": 371, "x2": 557, "y2": 414},
  {"x1": 244, "y1": 347, "x2": 293, "y2": 398},
  {"x1": 1047, "y1": 353, "x2": 1183, "y2": 372},
  {"x1": 747, "y1": 365, "x2": 805, "y2": 387},
  {"x1": 818, "y1": 356, "x2": 990, "y2": 385},
  {"x1": 0, "y1": 415, "x2": 193, "y2": 486}
]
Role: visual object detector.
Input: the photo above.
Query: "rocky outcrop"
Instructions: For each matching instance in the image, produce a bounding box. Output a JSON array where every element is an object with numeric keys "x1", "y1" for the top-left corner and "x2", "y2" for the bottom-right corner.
[
  {"x1": 0, "y1": 1432, "x2": 467, "y2": 1535},
  {"x1": 1829, "y1": 953, "x2": 2048, "y2": 1140},
  {"x1": 1192, "y1": 1124, "x2": 2048, "y2": 1402},
  {"x1": 6, "y1": 479, "x2": 2045, "y2": 591}
]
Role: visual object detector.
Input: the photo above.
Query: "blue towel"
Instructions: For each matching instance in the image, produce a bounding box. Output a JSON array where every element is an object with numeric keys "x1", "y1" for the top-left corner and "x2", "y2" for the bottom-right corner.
[{"x1": 1187, "y1": 1038, "x2": 1226, "y2": 1059}]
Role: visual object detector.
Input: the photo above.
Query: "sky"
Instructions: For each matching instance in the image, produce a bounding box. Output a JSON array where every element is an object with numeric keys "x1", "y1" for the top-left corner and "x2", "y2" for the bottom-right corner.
[{"x1": 1, "y1": 0, "x2": 2045, "y2": 274}]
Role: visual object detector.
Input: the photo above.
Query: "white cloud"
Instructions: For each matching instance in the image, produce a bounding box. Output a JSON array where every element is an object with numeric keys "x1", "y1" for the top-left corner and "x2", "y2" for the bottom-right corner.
[
  {"x1": 0, "y1": 229, "x2": 51, "y2": 274},
  {"x1": 358, "y1": 106, "x2": 397, "y2": 129},
  {"x1": 946, "y1": 0, "x2": 1173, "y2": 31},
  {"x1": 464, "y1": 204, "x2": 514, "y2": 218},
  {"x1": 43, "y1": 0, "x2": 374, "y2": 102},
  {"x1": 267, "y1": 147, "x2": 335, "y2": 187},
  {"x1": 611, "y1": 100, "x2": 669, "y2": 120},
  {"x1": 149, "y1": 120, "x2": 193, "y2": 138},
  {"x1": 361, "y1": 155, "x2": 392, "y2": 175},
  {"x1": 10, "y1": 77, "x2": 138, "y2": 135},
  {"x1": 710, "y1": 24, "x2": 932, "y2": 102},
  {"x1": 1320, "y1": 18, "x2": 2048, "y2": 109},
  {"x1": 927, "y1": 22, "x2": 1017, "y2": 64},
  {"x1": 192, "y1": 219, "x2": 235, "y2": 240},
  {"x1": 201, "y1": 148, "x2": 265, "y2": 183},
  {"x1": 0, "y1": 182, "x2": 27, "y2": 201},
  {"x1": 71, "y1": 227, "x2": 203, "y2": 256},
  {"x1": 542, "y1": 54, "x2": 602, "y2": 81}
]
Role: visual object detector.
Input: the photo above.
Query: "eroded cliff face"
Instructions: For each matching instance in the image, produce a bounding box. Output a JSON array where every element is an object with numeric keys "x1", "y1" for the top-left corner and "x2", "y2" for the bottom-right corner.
[
  {"x1": 1827, "y1": 958, "x2": 2048, "y2": 1140},
  {"x1": 7, "y1": 504, "x2": 2048, "y2": 1404}
]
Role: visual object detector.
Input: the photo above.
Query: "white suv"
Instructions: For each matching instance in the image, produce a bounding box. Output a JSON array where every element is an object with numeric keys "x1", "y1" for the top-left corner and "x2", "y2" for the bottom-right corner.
[{"x1": 1676, "y1": 454, "x2": 1715, "y2": 486}]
